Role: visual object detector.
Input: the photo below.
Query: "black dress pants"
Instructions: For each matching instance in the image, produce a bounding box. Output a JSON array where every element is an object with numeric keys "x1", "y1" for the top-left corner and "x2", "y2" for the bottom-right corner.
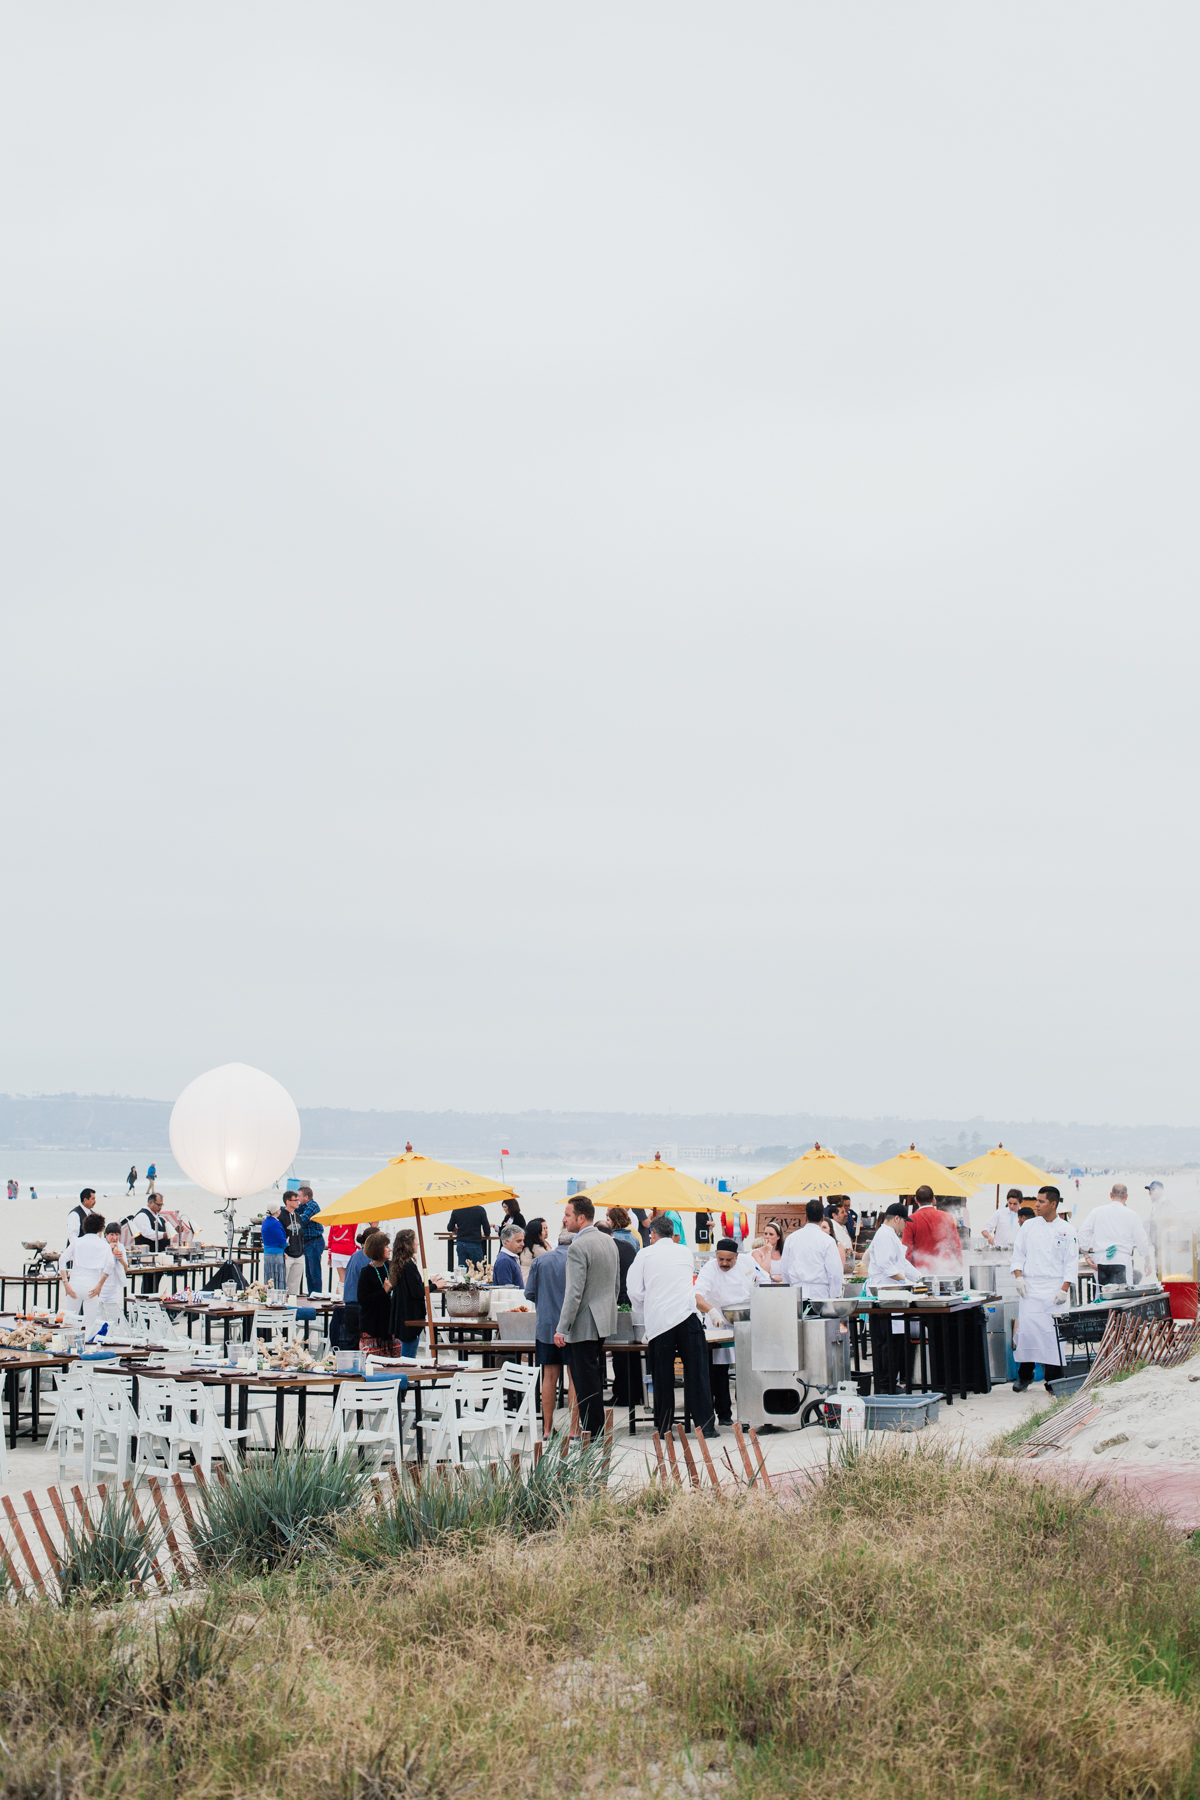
[
  {"x1": 566, "y1": 1337, "x2": 607, "y2": 1437},
  {"x1": 648, "y1": 1314, "x2": 715, "y2": 1436},
  {"x1": 709, "y1": 1357, "x2": 732, "y2": 1424},
  {"x1": 1019, "y1": 1361, "x2": 1063, "y2": 1383}
]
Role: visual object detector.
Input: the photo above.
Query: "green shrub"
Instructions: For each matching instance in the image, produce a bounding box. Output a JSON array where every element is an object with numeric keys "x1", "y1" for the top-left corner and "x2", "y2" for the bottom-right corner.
[
  {"x1": 340, "y1": 1431, "x2": 610, "y2": 1561},
  {"x1": 190, "y1": 1448, "x2": 371, "y2": 1573},
  {"x1": 57, "y1": 1490, "x2": 161, "y2": 1603}
]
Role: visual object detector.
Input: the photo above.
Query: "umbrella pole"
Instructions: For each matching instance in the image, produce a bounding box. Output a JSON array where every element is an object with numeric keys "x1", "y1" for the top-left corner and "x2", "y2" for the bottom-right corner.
[{"x1": 413, "y1": 1208, "x2": 438, "y2": 1359}]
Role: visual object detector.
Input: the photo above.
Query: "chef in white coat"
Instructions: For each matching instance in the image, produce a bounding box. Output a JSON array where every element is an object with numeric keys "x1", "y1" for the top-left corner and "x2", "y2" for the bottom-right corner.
[
  {"x1": 694, "y1": 1237, "x2": 756, "y2": 1427},
  {"x1": 981, "y1": 1189, "x2": 1023, "y2": 1250},
  {"x1": 779, "y1": 1200, "x2": 846, "y2": 1299},
  {"x1": 866, "y1": 1206, "x2": 921, "y2": 1287},
  {"x1": 1010, "y1": 1186, "x2": 1075, "y2": 1392},
  {"x1": 1077, "y1": 1183, "x2": 1154, "y2": 1287}
]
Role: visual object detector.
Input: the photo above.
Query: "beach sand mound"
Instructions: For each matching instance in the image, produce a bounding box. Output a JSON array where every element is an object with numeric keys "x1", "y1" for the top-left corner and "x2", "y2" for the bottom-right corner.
[{"x1": 1067, "y1": 1359, "x2": 1200, "y2": 1463}]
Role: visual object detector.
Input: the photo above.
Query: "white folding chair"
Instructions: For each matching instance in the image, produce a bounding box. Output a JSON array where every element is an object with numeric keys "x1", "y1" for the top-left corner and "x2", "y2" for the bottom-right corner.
[
  {"x1": 82, "y1": 1368, "x2": 138, "y2": 1485},
  {"x1": 134, "y1": 1378, "x2": 250, "y2": 1480},
  {"x1": 499, "y1": 1361, "x2": 541, "y2": 1460},
  {"x1": 427, "y1": 1370, "x2": 506, "y2": 1465},
  {"x1": 324, "y1": 1378, "x2": 404, "y2": 1468},
  {"x1": 251, "y1": 1308, "x2": 298, "y2": 1348},
  {"x1": 46, "y1": 1366, "x2": 88, "y2": 1483}
]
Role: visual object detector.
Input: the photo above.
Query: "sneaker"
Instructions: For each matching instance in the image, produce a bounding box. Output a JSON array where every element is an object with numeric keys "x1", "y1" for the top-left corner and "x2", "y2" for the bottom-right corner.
[{"x1": 1012, "y1": 1380, "x2": 1030, "y2": 1393}]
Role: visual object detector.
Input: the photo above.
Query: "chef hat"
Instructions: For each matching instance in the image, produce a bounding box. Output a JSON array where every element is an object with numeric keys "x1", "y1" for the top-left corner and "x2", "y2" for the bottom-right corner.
[{"x1": 716, "y1": 1237, "x2": 739, "y2": 1253}]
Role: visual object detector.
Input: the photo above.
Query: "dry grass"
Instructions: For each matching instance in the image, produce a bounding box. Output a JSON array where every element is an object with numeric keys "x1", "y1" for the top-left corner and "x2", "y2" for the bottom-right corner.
[{"x1": 0, "y1": 1447, "x2": 1193, "y2": 1797}]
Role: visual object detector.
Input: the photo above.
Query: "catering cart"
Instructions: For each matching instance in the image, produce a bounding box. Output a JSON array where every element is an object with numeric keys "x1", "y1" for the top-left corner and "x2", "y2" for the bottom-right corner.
[{"x1": 730, "y1": 1286, "x2": 852, "y2": 1431}]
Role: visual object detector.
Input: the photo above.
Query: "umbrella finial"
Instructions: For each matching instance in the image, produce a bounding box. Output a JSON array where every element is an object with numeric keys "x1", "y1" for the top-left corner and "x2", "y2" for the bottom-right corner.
[
  {"x1": 405, "y1": 1141, "x2": 413, "y2": 1153},
  {"x1": 910, "y1": 1142, "x2": 915, "y2": 1151},
  {"x1": 654, "y1": 1150, "x2": 661, "y2": 1161},
  {"x1": 814, "y1": 1141, "x2": 821, "y2": 1150}
]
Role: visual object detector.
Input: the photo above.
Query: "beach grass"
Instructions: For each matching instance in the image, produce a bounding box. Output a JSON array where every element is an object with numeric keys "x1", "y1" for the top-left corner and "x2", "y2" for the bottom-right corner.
[{"x1": 0, "y1": 1446, "x2": 1194, "y2": 1797}]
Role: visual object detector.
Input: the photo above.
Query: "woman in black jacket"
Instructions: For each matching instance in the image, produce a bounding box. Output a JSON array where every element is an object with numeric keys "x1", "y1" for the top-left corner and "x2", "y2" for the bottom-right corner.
[
  {"x1": 389, "y1": 1229, "x2": 429, "y2": 1357},
  {"x1": 356, "y1": 1230, "x2": 395, "y2": 1356}
]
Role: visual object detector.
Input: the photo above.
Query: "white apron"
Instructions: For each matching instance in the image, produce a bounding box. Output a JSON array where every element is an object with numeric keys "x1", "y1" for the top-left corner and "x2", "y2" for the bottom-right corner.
[{"x1": 1014, "y1": 1282, "x2": 1067, "y2": 1365}]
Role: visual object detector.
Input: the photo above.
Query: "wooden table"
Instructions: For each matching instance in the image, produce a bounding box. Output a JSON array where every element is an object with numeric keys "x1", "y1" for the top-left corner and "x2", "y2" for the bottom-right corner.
[
  {"x1": 118, "y1": 1360, "x2": 462, "y2": 1462},
  {"x1": 160, "y1": 1299, "x2": 338, "y2": 1346},
  {"x1": 126, "y1": 1253, "x2": 255, "y2": 1296},
  {"x1": 0, "y1": 1273, "x2": 62, "y2": 1312},
  {"x1": 0, "y1": 1351, "x2": 73, "y2": 1446}
]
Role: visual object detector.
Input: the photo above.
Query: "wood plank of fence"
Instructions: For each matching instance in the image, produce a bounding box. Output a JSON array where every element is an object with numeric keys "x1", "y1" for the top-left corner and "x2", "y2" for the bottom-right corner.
[
  {"x1": 146, "y1": 1477, "x2": 190, "y2": 1580},
  {"x1": 675, "y1": 1426, "x2": 701, "y2": 1489},
  {"x1": 652, "y1": 1432, "x2": 669, "y2": 1483},
  {"x1": 71, "y1": 1486, "x2": 95, "y2": 1538},
  {"x1": 731, "y1": 1423, "x2": 758, "y2": 1485},
  {"x1": 747, "y1": 1429, "x2": 774, "y2": 1493},
  {"x1": 22, "y1": 1491, "x2": 61, "y2": 1576},
  {"x1": 2, "y1": 1496, "x2": 47, "y2": 1595},
  {"x1": 46, "y1": 1486, "x2": 71, "y2": 1544},
  {"x1": 0, "y1": 1526, "x2": 23, "y2": 1596},
  {"x1": 122, "y1": 1483, "x2": 168, "y2": 1590},
  {"x1": 694, "y1": 1427, "x2": 722, "y2": 1490},
  {"x1": 170, "y1": 1473, "x2": 198, "y2": 1533},
  {"x1": 663, "y1": 1431, "x2": 683, "y2": 1487}
]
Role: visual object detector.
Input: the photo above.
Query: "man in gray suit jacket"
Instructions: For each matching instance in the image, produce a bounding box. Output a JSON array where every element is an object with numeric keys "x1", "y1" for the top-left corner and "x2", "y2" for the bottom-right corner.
[{"x1": 553, "y1": 1195, "x2": 619, "y2": 1437}]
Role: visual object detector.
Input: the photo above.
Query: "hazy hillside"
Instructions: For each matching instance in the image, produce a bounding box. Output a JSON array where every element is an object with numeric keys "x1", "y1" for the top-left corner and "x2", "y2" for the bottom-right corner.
[{"x1": 2, "y1": 1093, "x2": 1199, "y2": 1167}]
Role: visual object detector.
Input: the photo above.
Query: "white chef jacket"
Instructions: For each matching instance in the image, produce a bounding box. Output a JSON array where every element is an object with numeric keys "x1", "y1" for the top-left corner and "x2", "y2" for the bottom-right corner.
[
  {"x1": 982, "y1": 1207, "x2": 1018, "y2": 1250},
  {"x1": 779, "y1": 1223, "x2": 845, "y2": 1299},
  {"x1": 1011, "y1": 1215, "x2": 1076, "y2": 1365},
  {"x1": 694, "y1": 1253, "x2": 755, "y2": 1313},
  {"x1": 694, "y1": 1253, "x2": 755, "y2": 1365},
  {"x1": 626, "y1": 1239, "x2": 697, "y2": 1342},
  {"x1": 1077, "y1": 1203, "x2": 1153, "y2": 1276},
  {"x1": 866, "y1": 1225, "x2": 920, "y2": 1286}
]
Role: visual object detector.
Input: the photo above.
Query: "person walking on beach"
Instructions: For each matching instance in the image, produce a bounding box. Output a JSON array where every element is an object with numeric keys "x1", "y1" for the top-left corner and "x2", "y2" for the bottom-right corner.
[
  {"x1": 145, "y1": 1163, "x2": 157, "y2": 1195},
  {"x1": 127, "y1": 1165, "x2": 137, "y2": 1195}
]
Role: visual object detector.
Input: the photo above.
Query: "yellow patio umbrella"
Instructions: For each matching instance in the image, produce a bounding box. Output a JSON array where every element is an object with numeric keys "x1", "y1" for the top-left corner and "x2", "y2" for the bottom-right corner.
[
  {"x1": 579, "y1": 1153, "x2": 722, "y2": 1213},
  {"x1": 947, "y1": 1144, "x2": 1052, "y2": 1219},
  {"x1": 868, "y1": 1144, "x2": 973, "y2": 1200},
  {"x1": 738, "y1": 1143, "x2": 889, "y2": 1204},
  {"x1": 312, "y1": 1144, "x2": 517, "y2": 1271}
]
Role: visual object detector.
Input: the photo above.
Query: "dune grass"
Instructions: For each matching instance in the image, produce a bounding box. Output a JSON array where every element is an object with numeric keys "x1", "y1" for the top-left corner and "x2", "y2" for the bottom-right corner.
[{"x1": 0, "y1": 1443, "x2": 1193, "y2": 1797}]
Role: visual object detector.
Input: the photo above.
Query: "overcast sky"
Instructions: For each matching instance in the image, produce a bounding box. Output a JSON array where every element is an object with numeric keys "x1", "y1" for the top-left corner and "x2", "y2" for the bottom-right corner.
[{"x1": 2, "y1": 6, "x2": 1198, "y2": 1128}]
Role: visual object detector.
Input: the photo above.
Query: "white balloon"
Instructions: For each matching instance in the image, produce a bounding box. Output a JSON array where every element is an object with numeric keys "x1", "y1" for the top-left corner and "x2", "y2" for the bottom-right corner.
[{"x1": 169, "y1": 1062, "x2": 301, "y2": 1199}]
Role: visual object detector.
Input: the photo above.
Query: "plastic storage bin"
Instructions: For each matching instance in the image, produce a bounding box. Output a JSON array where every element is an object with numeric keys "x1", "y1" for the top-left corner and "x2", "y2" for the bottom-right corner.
[{"x1": 861, "y1": 1392, "x2": 943, "y2": 1431}]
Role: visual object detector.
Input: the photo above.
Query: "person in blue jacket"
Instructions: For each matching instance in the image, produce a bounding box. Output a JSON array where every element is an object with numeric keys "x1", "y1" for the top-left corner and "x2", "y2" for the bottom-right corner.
[{"x1": 260, "y1": 1204, "x2": 288, "y2": 1289}]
